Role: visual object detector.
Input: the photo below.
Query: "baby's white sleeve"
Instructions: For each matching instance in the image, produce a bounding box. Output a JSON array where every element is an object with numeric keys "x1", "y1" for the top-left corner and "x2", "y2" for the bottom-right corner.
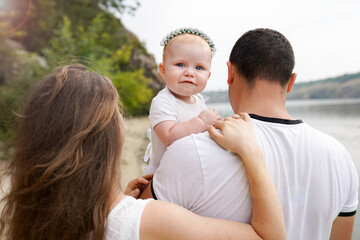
[{"x1": 149, "y1": 93, "x2": 178, "y2": 129}]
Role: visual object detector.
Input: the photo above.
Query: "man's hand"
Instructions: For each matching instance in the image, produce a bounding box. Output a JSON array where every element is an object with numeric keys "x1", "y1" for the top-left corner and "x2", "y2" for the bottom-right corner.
[{"x1": 125, "y1": 174, "x2": 153, "y2": 198}]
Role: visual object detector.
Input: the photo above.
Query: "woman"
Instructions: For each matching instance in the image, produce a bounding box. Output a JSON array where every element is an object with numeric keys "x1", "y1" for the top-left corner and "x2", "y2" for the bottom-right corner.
[{"x1": 0, "y1": 64, "x2": 285, "y2": 240}]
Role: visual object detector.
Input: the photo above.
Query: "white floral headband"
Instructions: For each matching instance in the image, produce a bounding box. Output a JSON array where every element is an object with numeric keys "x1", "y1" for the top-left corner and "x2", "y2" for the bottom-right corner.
[{"x1": 160, "y1": 28, "x2": 216, "y2": 55}]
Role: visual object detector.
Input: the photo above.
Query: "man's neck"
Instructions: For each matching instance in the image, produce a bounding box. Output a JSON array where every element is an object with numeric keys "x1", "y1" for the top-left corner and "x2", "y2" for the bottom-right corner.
[{"x1": 233, "y1": 79, "x2": 294, "y2": 120}]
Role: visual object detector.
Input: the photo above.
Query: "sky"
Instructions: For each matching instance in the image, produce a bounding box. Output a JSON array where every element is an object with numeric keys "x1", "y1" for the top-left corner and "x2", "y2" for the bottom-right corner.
[{"x1": 121, "y1": 0, "x2": 360, "y2": 91}]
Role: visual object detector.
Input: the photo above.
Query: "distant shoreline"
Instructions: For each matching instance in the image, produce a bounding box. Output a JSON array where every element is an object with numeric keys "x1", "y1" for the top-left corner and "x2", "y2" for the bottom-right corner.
[{"x1": 204, "y1": 71, "x2": 360, "y2": 103}]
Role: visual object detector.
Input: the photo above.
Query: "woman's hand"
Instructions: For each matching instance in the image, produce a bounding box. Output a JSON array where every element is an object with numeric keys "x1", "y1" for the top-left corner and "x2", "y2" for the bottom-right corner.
[
  {"x1": 207, "y1": 112, "x2": 261, "y2": 161},
  {"x1": 125, "y1": 174, "x2": 153, "y2": 198}
]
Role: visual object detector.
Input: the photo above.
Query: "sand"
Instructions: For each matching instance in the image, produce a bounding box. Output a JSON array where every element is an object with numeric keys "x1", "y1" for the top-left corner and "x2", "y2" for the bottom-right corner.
[{"x1": 120, "y1": 117, "x2": 150, "y2": 189}]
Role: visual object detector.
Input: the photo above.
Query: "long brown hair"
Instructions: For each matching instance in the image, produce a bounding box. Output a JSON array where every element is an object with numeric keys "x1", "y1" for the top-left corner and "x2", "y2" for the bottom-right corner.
[{"x1": 0, "y1": 64, "x2": 124, "y2": 240}]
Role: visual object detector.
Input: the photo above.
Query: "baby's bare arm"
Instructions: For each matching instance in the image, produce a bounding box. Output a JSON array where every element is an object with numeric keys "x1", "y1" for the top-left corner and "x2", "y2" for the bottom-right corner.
[{"x1": 154, "y1": 108, "x2": 221, "y2": 146}]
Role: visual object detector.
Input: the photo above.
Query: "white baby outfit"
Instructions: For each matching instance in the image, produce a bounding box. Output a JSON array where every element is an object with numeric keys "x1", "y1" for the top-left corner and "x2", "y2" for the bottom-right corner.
[{"x1": 144, "y1": 87, "x2": 206, "y2": 173}]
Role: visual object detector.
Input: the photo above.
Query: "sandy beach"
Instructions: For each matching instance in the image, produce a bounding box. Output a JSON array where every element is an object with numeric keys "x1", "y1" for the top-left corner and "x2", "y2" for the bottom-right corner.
[{"x1": 120, "y1": 117, "x2": 150, "y2": 189}]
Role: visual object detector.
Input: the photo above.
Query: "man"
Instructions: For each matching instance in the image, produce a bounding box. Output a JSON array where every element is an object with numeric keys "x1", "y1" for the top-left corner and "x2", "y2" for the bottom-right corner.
[{"x1": 141, "y1": 28, "x2": 358, "y2": 239}]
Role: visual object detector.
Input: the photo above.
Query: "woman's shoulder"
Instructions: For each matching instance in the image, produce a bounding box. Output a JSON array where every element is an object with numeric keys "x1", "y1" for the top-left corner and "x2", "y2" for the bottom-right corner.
[
  {"x1": 109, "y1": 196, "x2": 152, "y2": 218},
  {"x1": 106, "y1": 196, "x2": 153, "y2": 240}
]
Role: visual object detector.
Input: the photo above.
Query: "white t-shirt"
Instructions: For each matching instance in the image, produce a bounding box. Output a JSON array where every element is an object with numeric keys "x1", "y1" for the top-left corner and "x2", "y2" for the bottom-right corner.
[
  {"x1": 105, "y1": 196, "x2": 153, "y2": 240},
  {"x1": 146, "y1": 87, "x2": 207, "y2": 173},
  {"x1": 152, "y1": 114, "x2": 358, "y2": 240}
]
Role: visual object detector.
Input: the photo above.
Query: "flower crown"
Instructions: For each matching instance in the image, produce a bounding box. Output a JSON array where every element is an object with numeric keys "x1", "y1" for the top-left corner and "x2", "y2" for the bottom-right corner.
[{"x1": 160, "y1": 28, "x2": 216, "y2": 55}]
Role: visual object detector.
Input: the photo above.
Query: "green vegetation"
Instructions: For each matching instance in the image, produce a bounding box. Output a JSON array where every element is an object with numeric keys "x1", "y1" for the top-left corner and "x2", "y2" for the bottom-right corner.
[
  {"x1": 0, "y1": 0, "x2": 162, "y2": 158},
  {"x1": 4, "y1": 0, "x2": 140, "y2": 52},
  {"x1": 42, "y1": 14, "x2": 154, "y2": 115},
  {"x1": 0, "y1": 37, "x2": 47, "y2": 159}
]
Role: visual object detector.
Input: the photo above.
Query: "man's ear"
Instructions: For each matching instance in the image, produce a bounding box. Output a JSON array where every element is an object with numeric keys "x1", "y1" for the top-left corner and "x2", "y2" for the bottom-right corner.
[
  {"x1": 227, "y1": 61, "x2": 234, "y2": 85},
  {"x1": 286, "y1": 73, "x2": 297, "y2": 93},
  {"x1": 159, "y1": 63, "x2": 165, "y2": 79}
]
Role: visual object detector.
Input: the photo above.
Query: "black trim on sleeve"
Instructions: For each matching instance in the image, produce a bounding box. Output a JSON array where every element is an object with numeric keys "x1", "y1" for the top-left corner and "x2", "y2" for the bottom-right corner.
[
  {"x1": 249, "y1": 114, "x2": 303, "y2": 125},
  {"x1": 338, "y1": 210, "x2": 356, "y2": 217},
  {"x1": 150, "y1": 180, "x2": 158, "y2": 200}
]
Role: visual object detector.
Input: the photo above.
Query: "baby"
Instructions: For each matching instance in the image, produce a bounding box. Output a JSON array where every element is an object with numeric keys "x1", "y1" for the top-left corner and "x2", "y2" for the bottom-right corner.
[{"x1": 144, "y1": 28, "x2": 221, "y2": 173}]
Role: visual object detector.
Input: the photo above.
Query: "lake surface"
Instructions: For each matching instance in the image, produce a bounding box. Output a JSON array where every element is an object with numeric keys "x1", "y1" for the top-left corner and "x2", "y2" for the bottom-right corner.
[{"x1": 209, "y1": 98, "x2": 360, "y2": 239}]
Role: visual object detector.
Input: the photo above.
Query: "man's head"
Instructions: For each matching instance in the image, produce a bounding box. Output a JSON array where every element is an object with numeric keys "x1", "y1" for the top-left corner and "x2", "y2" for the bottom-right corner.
[{"x1": 229, "y1": 28, "x2": 295, "y2": 88}]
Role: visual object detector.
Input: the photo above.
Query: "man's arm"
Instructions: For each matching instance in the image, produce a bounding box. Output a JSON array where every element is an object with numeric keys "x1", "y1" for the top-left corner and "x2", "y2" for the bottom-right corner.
[
  {"x1": 329, "y1": 215, "x2": 355, "y2": 240},
  {"x1": 329, "y1": 144, "x2": 358, "y2": 240}
]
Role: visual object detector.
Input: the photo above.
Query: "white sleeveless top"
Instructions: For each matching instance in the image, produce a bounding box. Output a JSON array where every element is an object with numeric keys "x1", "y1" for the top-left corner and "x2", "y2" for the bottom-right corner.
[{"x1": 105, "y1": 196, "x2": 153, "y2": 240}]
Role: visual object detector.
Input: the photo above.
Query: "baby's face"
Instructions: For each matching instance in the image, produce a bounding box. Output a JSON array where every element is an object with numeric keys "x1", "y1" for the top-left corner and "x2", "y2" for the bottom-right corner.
[{"x1": 161, "y1": 40, "x2": 212, "y2": 100}]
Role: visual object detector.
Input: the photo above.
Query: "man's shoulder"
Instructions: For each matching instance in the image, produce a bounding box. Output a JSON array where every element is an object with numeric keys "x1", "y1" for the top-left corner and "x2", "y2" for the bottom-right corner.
[
  {"x1": 254, "y1": 119, "x2": 345, "y2": 149},
  {"x1": 302, "y1": 123, "x2": 348, "y2": 151},
  {"x1": 168, "y1": 131, "x2": 218, "y2": 151},
  {"x1": 155, "y1": 131, "x2": 251, "y2": 221}
]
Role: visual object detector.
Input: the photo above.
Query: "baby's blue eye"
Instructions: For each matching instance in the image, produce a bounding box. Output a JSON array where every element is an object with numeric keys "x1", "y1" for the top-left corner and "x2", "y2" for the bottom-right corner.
[
  {"x1": 195, "y1": 66, "x2": 204, "y2": 70},
  {"x1": 176, "y1": 63, "x2": 185, "y2": 67}
]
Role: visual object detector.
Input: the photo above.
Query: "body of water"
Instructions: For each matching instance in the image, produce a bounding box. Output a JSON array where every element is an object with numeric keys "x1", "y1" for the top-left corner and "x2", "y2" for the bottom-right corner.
[{"x1": 209, "y1": 98, "x2": 360, "y2": 239}]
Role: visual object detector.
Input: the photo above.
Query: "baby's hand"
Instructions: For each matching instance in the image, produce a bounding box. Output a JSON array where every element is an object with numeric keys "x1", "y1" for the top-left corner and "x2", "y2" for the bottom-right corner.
[{"x1": 198, "y1": 108, "x2": 222, "y2": 126}]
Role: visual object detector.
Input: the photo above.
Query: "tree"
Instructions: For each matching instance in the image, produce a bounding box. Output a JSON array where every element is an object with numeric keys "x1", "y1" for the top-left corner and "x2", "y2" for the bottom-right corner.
[
  {"x1": 43, "y1": 15, "x2": 153, "y2": 115},
  {"x1": 8, "y1": 0, "x2": 139, "y2": 52},
  {"x1": 0, "y1": 37, "x2": 47, "y2": 159}
]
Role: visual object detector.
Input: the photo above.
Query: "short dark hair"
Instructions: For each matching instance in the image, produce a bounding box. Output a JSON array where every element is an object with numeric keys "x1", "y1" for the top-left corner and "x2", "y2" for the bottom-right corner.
[{"x1": 229, "y1": 28, "x2": 295, "y2": 87}]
